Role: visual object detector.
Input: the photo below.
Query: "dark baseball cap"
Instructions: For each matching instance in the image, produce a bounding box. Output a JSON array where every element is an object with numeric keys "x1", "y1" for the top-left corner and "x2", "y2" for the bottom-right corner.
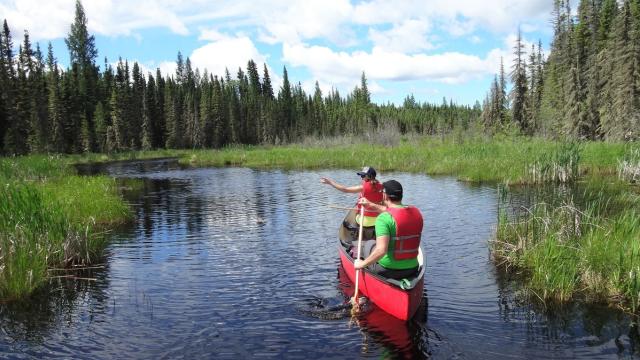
[
  {"x1": 383, "y1": 180, "x2": 403, "y2": 200},
  {"x1": 356, "y1": 166, "x2": 376, "y2": 178}
]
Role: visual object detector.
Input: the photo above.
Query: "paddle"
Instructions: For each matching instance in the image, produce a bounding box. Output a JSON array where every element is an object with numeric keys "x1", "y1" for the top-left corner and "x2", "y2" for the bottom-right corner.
[{"x1": 351, "y1": 205, "x2": 366, "y2": 312}]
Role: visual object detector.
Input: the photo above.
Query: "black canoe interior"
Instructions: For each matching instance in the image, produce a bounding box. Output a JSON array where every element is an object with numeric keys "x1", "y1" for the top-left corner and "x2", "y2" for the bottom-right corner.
[{"x1": 339, "y1": 210, "x2": 425, "y2": 290}]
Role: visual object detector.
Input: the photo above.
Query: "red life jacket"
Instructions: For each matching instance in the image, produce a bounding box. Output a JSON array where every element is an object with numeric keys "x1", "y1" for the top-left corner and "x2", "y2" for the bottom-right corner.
[
  {"x1": 356, "y1": 180, "x2": 384, "y2": 218},
  {"x1": 386, "y1": 206, "x2": 423, "y2": 260}
]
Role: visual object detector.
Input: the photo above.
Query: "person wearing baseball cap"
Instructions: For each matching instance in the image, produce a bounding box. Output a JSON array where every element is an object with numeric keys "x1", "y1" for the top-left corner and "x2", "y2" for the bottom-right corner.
[
  {"x1": 320, "y1": 166, "x2": 384, "y2": 237},
  {"x1": 355, "y1": 179, "x2": 424, "y2": 280}
]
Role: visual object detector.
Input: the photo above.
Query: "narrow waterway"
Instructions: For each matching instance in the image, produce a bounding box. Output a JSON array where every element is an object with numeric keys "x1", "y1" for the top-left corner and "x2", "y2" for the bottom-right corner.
[{"x1": 0, "y1": 159, "x2": 637, "y2": 359}]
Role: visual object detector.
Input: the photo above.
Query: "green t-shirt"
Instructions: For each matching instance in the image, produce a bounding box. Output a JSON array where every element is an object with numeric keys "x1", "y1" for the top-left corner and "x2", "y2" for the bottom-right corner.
[{"x1": 375, "y1": 207, "x2": 419, "y2": 270}]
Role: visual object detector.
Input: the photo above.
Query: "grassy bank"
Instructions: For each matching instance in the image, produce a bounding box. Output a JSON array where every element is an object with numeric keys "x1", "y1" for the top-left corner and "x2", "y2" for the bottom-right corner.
[
  {"x1": 493, "y1": 177, "x2": 640, "y2": 311},
  {"x1": 2, "y1": 136, "x2": 636, "y2": 307},
  {"x1": 163, "y1": 135, "x2": 638, "y2": 310},
  {"x1": 178, "y1": 136, "x2": 627, "y2": 184},
  {"x1": 0, "y1": 155, "x2": 131, "y2": 300}
]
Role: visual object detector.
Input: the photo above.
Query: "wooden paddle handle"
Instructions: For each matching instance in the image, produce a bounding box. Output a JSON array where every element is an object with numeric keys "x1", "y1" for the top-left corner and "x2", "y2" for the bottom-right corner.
[{"x1": 353, "y1": 205, "x2": 365, "y2": 305}]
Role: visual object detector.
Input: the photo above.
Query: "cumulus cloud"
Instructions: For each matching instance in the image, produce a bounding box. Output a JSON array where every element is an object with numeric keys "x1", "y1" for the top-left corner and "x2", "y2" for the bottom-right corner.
[
  {"x1": 157, "y1": 61, "x2": 177, "y2": 79},
  {"x1": 189, "y1": 34, "x2": 267, "y2": 78},
  {"x1": 283, "y1": 43, "x2": 499, "y2": 87},
  {"x1": 369, "y1": 19, "x2": 434, "y2": 54},
  {"x1": 0, "y1": 0, "x2": 75, "y2": 39},
  {"x1": 0, "y1": 0, "x2": 552, "y2": 42},
  {"x1": 153, "y1": 32, "x2": 281, "y2": 88},
  {"x1": 0, "y1": 0, "x2": 553, "y2": 103},
  {"x1": 0, "y1": 0, "x2": 192, "y2": 40},
  {"x1": 255, "y1": 0, "x2": 355, "y2": 46}
]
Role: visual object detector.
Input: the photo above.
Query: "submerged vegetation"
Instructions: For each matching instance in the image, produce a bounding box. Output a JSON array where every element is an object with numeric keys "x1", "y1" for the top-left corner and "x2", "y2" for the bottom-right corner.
[{"x1": 0, "y1": 155, "x2": 130, "y2": 299}]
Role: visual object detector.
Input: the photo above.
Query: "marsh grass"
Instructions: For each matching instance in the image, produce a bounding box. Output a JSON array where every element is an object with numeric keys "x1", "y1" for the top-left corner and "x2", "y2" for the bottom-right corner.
[
  {"x1": 174, "y1": 136, "x2": 627, "y2": 185},
  {"x1": 528, "y1": 142, "x2": 582, "y2": 184},
  {"x1": 0, "y1": 156, "x2": 131, "y2": 299},
  {"x1": 0, "y1": 136, "x2": 632, "y2": 303},
  {"x1": 618, "y1": 148, "x2": 640, "y2": 183},
  {"x1": 494, "y1": 181, "x2": 640, "y2": 311}
]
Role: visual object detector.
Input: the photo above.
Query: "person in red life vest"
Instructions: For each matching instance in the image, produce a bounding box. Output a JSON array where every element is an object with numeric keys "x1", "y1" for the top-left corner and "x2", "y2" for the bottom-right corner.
[
  {"x1": 320, "y1": 167, "x2": 384, "y2": 239},
  {"x1": 354, "y1": 180, "x2": 423, "y2": 280}
]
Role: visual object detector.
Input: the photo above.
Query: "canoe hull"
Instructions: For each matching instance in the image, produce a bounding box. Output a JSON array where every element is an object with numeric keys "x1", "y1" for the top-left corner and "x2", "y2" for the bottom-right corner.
[{"x1": 338, "y1": 246, "x2": 424, "y2": 321}]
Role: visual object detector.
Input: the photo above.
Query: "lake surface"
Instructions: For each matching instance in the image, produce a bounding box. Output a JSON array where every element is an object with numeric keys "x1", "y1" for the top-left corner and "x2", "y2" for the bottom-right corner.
[{"x1": 0, "y1": 159, "x2": 638, "y2": 359}]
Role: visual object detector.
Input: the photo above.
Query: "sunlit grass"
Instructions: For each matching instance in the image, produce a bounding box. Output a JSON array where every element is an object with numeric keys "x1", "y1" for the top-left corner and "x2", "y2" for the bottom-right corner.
[
  {"x1": 0, "y1": 135, "x2": 633, "y2": 303},
  {"x1": 175, "y1": 136, "x2": 626, "y2": 184},
  {"x1": 494, "y1": 180, "x2": 640, "y2": 310},
  {"x1": 0, "y1": 156, "x2": 132, "y2": 300}
]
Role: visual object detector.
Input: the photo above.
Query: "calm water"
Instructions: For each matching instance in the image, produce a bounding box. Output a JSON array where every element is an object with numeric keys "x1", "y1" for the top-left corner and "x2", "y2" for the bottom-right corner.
[{"x1": 0, "y1": 159, "x2": 638, "y2": 359}]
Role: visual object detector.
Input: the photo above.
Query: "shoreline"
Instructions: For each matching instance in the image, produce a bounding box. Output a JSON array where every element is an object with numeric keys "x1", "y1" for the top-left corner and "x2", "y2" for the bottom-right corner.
[{"x1": 1, "y1": 136, "x2": 638, "y2": 309}]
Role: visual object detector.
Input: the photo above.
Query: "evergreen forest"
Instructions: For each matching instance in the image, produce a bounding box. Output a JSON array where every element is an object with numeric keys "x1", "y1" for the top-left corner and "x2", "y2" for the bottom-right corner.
[{"x1": 0, "y1": 0, "x2": 639, "y2": 157}]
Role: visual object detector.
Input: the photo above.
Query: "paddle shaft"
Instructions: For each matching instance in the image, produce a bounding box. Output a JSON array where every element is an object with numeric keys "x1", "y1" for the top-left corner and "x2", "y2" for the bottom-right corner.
[{"x1": 353, "y1": 205, "x2": 365, "y2": 305}]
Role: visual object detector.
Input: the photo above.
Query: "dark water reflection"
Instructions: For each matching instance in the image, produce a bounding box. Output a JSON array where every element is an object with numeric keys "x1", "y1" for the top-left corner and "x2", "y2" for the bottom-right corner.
[{"x1": 0, "y1": 159, "x2": 637, "y2": 359}]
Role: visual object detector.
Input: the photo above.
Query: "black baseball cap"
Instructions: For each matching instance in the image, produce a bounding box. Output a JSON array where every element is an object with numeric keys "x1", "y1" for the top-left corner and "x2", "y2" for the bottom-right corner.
[
  {"x1": 383, "y1": 180, "x2": 403, "y2": 200},
  {"x1": 356, "y1": 166, "x2": 376, "y2": 178}
]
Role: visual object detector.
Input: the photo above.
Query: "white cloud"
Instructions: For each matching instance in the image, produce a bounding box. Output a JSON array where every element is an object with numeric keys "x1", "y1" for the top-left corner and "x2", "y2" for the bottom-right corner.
[
  {"x1": 353, "y1": 0, "x2": 551, "y2": 36},
  {"x1": 0, "y1": 0, "x2": 553, "y2": 103},
  {"x1": 157, "y1": 61, "x2": 177, "y2": 79},
  {"x1": 0, "y1": 0, "x2": 75, "y2": 39},
  {"x1": 368, "y1": 81, "x2": 386, "y2": 95},
  {"x1": 255, "y1": 0, "x2": 355, "y2": 46},
  {"x1": 283, "y1": 43, "x2": 499, "y2": 87},
  {"x1": 198, "y1": 27, "x2": 227, "y2": 42},
  {"x1": 0, "y1": 0, "x2": 192, "y2": 40},
  {"x1": 369, "y1": 19, "x2": 434, "y2": 54},
  {"x1": 352, "y1": 0, "x2": 416, "y2": 25},
  {"x1": 189, "y1": 35, "x2": 266, "y2": 78},
  {"x1": 0, "y1": 0, "x2": 553, "y2": 42},
  {"x1": 152, "y1": 32, "x2": 282, "y2": 87}
]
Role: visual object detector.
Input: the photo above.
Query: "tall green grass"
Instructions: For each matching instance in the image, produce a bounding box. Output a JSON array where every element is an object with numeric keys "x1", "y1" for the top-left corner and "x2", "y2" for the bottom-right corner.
[
  {"x1": 176, "y1": 136, "x2": 626, "y2": 184},
  {"x1": 494, "y1": 182, "x2": 640, "y2": 311},
  {"x1": 618, "y1": 147, "x2": 640, "y2": 183},
  {"x1": 528, "y1": 142, "x2": 582, "y2": 183},
  {"x1": 0, "y1": 155, "x2": 131, "y2": 300},
  {"x1": 0, "y1": 136, "x2": 631, "y2": 303}
]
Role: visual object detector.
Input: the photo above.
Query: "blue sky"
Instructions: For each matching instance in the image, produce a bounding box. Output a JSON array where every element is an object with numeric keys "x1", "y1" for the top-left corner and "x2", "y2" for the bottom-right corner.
[{"x1": 0, "y1": 0, "x2": 553, "y2": 105}]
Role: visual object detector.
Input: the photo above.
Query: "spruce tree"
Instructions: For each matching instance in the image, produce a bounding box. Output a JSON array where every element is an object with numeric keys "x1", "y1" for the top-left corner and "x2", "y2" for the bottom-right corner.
[
  {"x1": 143, "y1": 73, "x2": 157, "y2": 150},
  {"x1": 154, "y1": 68, "x2": 165, "y2": 148},
  {"x1": 279, "y1": 66, "x2": 293, "y2": 141},
  {"x1": 130, "y1": 62, "x2": 145, "y2": 149},
  {"x1": 31, "y1": 43, "x2": 49, "y2": 152},
  {"x1": 0, "y1": 20, "x2": 16, "y2": 154},
  {"x1": 262, "y1": 64, "x2": 274, "y2": 100},
  {"x1": 511, "y1": 30, "x2": 529, "y2": 133},
  {"x1": 312, "y1": 81, "x2": 325, "y2": 135},
  {"x1": 608, "y1": 0, "x2": 639, "y2": 139},
  {"x1": 94, "y1": 101, "x2": 107, "y2": 152},
  {"x1": 65, "y1": 0, "x2": 99, "y2": 152},
  {"x1": 211, "y1": 76, "x2": 226, "y2": 147},
  {"x1": 498, "y1": 57, "x2": 508, "y2": 125},
  {"x1": 141, "y1": 86, "x2": 152, "y2": 151}
]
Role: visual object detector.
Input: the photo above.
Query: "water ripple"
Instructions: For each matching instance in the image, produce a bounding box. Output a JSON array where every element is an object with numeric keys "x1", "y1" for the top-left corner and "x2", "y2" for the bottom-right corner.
[{"x1": 0, "y1": 162, "x2": 636, "y2": 359}]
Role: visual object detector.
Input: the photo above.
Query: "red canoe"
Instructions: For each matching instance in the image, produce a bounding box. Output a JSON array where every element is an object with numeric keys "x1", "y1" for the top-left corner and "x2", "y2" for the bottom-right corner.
[{"x1": 338, "y1": 210, "x2": 425, "y2": 321}]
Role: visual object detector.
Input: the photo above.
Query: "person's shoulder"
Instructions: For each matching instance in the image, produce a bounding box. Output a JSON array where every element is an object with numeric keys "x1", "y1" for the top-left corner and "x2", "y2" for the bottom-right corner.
[{"x1": 377, "y1": 211, "x2": 393, "y2": 222}]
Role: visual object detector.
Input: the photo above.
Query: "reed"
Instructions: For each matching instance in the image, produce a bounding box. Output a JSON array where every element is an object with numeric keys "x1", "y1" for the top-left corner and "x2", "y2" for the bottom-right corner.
[
  {"x1": 617, "y1": 147, "x2": 640, "y2": 183},
  {"x1": 175, "y1": 136, "x2": 626, "y2": 185},
  {"x1": 528, "y1": 142, "x2": 582, "y2": 184},
  {"x1": 494, "y1": 181, "x2": 640, "y2": 310},
  {"x1": 0, "y1": 156, "x2": 131, "y2": 299}
]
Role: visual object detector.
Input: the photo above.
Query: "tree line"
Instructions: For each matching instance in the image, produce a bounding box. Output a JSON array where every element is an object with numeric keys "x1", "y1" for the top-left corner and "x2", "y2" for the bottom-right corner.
[
  {"x1": 0, "y1": 1, "x2": 479, "y2": 156},
  {"x1": 482, "y1": 0, "x2": 640, "y2": 141}
]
